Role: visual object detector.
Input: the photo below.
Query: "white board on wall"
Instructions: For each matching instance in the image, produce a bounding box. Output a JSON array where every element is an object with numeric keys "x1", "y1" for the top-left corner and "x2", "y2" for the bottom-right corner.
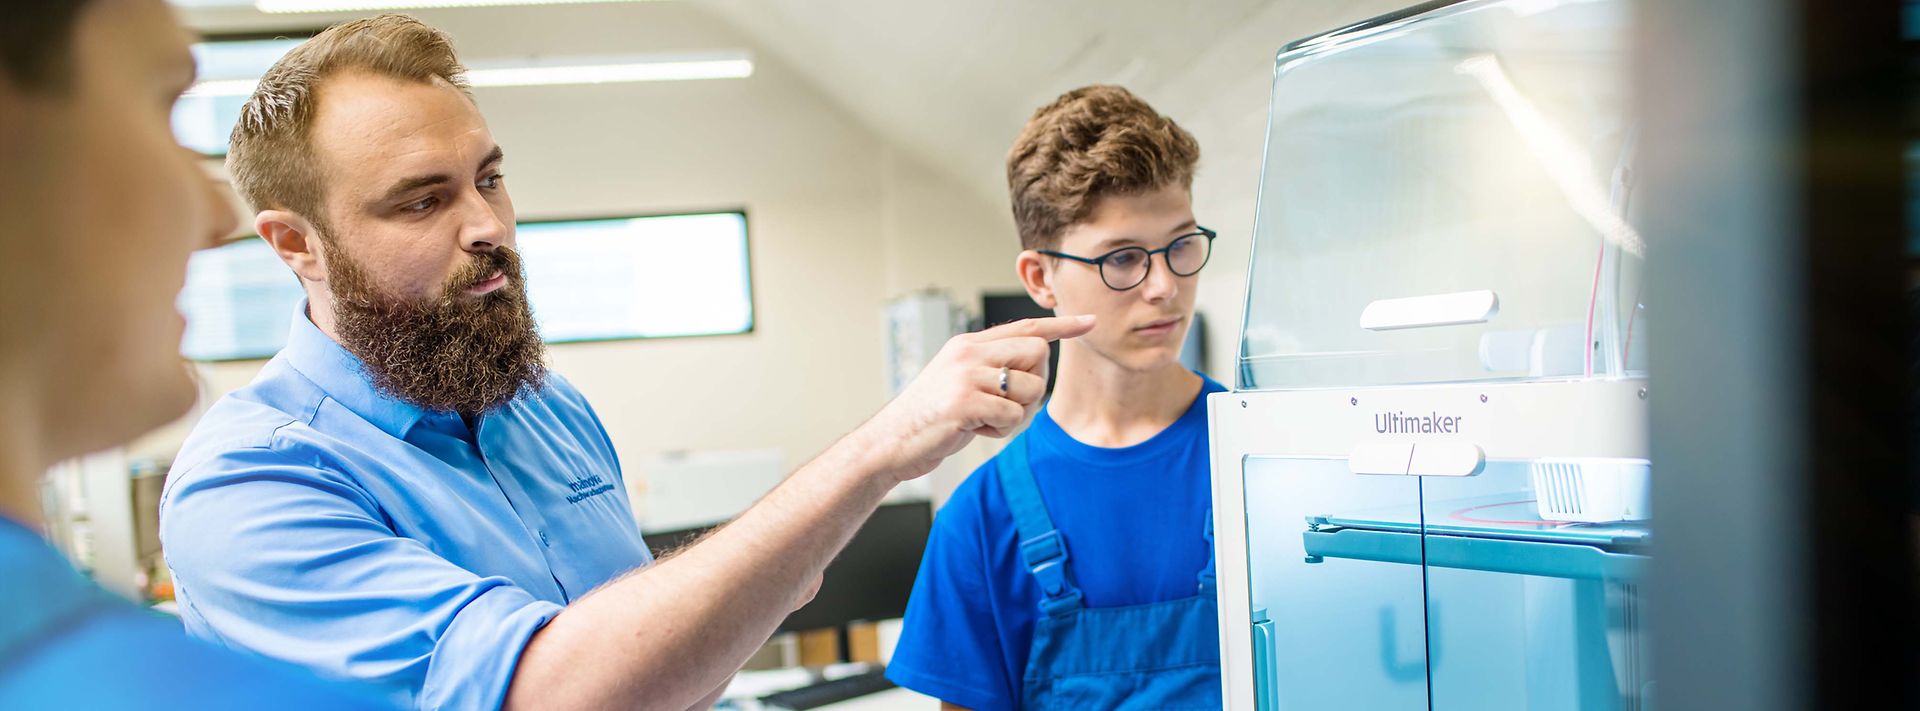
[{"x1": 628, "y1": 448, "x2": 787, "y2": 532}]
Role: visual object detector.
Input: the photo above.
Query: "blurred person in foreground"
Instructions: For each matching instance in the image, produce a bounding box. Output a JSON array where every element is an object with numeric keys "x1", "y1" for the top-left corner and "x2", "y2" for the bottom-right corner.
[{"x1": 0, "y1": 0, "x2": 396, "y2": 708}]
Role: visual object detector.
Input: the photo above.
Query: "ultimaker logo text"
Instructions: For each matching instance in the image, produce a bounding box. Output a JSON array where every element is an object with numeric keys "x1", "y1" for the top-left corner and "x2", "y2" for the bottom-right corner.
[{"x1": 1373, "y1": 411, "x2": 1464, "y2": 434}]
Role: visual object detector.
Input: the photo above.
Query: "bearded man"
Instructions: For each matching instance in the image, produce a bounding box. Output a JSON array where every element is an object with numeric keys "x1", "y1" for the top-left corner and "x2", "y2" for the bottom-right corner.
[{"x1": 159, "y1": 15, "x2": 1087, "y2": 711}]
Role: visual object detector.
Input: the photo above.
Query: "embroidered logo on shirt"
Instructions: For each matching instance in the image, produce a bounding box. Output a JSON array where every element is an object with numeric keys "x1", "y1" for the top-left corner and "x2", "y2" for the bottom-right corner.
[{"x1": 565, "y1": 474, "x2": 615, "y2": 504}]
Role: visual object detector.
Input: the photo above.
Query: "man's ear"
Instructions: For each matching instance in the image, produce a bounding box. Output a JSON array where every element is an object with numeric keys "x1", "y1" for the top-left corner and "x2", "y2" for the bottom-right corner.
[
  {"x1": 257, "y1": 209, "x2": 326, "y2": 284},
  {"x1": 1016, "y1": 250, "x2": 1057, "y2": 310}
]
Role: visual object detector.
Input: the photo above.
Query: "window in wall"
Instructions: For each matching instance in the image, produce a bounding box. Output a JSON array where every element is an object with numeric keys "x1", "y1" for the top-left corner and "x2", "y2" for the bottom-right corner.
[
  {"x1": 178, "y1": 235, "x2": 306, "y2": 362},
  {"x1": 177, "y1": 211, "x2": 755, "y2": 361},
  {"x1": 519, "y1": 212, "x2": 754, "y2": 342},
  {"x1": 172, "y1": 38, "x2": 306, "y2": 156}
]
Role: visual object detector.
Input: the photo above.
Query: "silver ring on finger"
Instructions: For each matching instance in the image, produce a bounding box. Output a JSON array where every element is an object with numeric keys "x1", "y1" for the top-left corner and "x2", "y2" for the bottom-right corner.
[{"x1": 998, "y1": 366, "x2": 1010, "y2": 394}]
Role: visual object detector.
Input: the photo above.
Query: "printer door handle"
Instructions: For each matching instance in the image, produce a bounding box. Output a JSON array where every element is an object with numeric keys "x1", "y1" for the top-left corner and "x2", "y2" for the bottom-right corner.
[{"x1": 1302, "y1": 527, "x2": 1646, "y2": 583}]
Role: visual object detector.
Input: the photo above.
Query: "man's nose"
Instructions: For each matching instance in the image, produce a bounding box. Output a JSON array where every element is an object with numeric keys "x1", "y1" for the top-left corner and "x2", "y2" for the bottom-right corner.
[{"x1": 460, "y1": 198, "x2": 511, "y2": 253}]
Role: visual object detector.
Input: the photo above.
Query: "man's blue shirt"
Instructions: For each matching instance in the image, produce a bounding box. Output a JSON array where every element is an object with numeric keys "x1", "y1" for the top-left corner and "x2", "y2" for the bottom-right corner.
[
  {"x1": 0, "y1": 517, "x2": 393, "y2": 710},
  {"x1": 160, "y1": 307, "x2": 652, "y2": 711},
  {"x1": 886, "y1": 375, "x2": 1225, "y2": 711}
]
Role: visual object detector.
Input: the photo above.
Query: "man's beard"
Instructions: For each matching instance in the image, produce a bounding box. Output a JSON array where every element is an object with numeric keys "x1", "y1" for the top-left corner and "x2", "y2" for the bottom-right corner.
[{"x1": 327, "y1": 244, "x2": 546, "y2": 417}]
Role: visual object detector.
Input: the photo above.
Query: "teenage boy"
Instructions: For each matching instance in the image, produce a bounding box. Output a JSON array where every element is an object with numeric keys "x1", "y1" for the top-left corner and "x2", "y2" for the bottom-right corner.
[{"x1": 889, "y1": 85, "x2": 1224, "y2": 710}]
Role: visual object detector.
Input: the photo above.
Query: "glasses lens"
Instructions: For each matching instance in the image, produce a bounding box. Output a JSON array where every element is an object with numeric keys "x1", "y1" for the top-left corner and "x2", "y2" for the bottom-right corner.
[
  {"x1": 1100, "y1": 247, "x2": 1151, "y2": 290},
  {"x1": 1167, "y1": 233, "x2": 1211, "y2": 276}
]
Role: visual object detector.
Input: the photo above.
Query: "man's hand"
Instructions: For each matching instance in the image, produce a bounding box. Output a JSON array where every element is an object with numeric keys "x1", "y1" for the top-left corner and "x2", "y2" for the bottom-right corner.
[
  {"x1": 505, "y1": 319, "x2": 1092, "y2": 711},
  {"x1": 863, "y1": 315, "x2": 1094, "y2": 482}
]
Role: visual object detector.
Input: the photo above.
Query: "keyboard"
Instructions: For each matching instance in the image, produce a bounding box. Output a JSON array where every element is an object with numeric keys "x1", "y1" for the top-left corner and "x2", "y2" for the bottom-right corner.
[{"x1": 758, "y1": 668, "x2": 897, "y2": 710}]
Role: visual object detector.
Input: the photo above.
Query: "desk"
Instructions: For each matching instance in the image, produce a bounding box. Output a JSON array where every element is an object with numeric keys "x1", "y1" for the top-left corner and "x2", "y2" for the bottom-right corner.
[
  {"x1": 813, "y1": 687, "x2": 937, "y2": 710},
  {"x1": 720, "y1": 666, "x2": 938, "y2": 710}
]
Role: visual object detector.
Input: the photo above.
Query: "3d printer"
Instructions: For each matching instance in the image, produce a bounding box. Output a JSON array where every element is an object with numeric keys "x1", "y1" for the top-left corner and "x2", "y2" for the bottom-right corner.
[{"x1": 1209, "y1": 1, "x2": 1650, "y2": 708}]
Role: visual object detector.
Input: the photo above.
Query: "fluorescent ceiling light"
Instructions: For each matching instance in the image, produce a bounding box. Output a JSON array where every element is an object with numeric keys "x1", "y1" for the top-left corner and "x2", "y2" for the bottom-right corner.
[
  {"x1": 184, "y1": 53, "x2": 751, "y2": 96},
  {"x1": 255, "y1": 0, "x2": 651, "y2": 12},
  {"x1": 468, "y1": 58, "x2": 752, "y2": 86},
  {"x1": 184, "y1": 78, "x2": 269, "y2": 97}
]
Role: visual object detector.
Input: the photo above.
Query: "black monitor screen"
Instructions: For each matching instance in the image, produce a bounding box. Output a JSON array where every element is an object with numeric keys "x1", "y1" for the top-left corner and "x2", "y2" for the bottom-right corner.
[
  {"x1": 642, "y1": 500, "x2": 934, "y2": 632},
  {"x1": 982, "y1": 292, "x2": 1060, "y2": 396}
]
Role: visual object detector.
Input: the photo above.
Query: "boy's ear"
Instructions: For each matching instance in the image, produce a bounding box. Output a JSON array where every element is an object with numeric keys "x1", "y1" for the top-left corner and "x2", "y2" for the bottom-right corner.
[{"x1": 1016, "y1": 250, "x2": 1057, "y2": 310}]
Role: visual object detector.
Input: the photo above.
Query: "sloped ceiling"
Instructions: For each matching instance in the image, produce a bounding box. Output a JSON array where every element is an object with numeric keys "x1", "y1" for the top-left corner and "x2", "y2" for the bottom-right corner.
[
  {"x1": 695, "y1": 0, "x2": 1282, "y2": 201},
  {"x1": 175, "y1": 0, "x2": 1406, "y2": 209}
]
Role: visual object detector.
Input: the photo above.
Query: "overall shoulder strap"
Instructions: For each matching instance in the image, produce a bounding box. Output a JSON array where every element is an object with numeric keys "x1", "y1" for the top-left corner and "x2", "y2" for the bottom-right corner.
[{"x1": 994, "y1": 434, "x2": 1083, "y2": 616}]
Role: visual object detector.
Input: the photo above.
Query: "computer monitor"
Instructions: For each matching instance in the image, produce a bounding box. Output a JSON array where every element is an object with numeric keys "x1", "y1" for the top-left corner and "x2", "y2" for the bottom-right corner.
[
  {"x1": 641, "y1": 500, "x2": 934, "y2": 633},
  {"x1": 639, "y1": 526, "x2": 709, "y2": 559},
  {"x1": 982, "y1": 292, "x2": 1060, "y2": 396}
]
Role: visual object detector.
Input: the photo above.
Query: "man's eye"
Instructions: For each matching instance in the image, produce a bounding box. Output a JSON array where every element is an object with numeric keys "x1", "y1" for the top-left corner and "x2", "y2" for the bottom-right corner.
[
  {"x1": 480, "y1": 174, "x2": 505, "y2": 190},
  {"x1": 1107, "y1": 251, "x2": 1141, "y2": 267},
  {"x1": 405, "y1": 196, "x2": 437, "y2": 213}
]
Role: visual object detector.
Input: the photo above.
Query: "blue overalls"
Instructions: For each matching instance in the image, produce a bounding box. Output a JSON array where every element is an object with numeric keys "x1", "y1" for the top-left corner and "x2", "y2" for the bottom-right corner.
[{"x1": 996, "y1": 433, "x2": 1224, "y2": 710}]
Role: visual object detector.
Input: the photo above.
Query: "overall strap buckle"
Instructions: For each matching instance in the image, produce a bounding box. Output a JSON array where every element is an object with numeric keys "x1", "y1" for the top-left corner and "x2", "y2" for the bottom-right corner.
[
  {"x1": 1198, "y1": 512, "x2": 1218, "y2": 595},
  {"x1": 1020, "y1": 530, "x2": 1084, "y2": 616}
]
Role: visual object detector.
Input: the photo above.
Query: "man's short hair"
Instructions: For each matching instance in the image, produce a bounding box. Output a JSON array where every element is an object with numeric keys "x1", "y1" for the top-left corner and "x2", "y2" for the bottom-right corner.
[
  {"x1": 1005, "y1": 84, "x2": 1201, "y2": 251},
  {"x1": 0, "y1": 0, "x2": 95, "y2": 92},
  {"x1": 227, "y1": 13, "x2": 468, "y2": 227}
]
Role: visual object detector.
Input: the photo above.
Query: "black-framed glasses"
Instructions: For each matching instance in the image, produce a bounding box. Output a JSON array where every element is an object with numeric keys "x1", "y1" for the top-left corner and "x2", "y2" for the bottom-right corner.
[{"x1": 1039, "y1": 226, "x2": 1217, "y2": 291}]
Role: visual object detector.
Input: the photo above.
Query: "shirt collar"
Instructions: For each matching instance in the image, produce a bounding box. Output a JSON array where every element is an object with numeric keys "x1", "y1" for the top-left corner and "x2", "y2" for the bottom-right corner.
[{"x1": 280, "y1": 301, "x2": 434, "y2": 440}]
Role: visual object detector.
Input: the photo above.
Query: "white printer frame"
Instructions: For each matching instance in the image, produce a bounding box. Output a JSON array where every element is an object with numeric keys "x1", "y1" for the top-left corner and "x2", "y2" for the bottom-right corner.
[{"x1": 1208, "y1": 378, "x2": 1647, "y2": 709}]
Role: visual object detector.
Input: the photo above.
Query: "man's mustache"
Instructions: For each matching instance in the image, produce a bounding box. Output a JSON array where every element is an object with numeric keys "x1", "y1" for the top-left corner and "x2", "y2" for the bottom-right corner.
[{"x1": 446, "y1": 248, "x2": 519, "y2": 296}]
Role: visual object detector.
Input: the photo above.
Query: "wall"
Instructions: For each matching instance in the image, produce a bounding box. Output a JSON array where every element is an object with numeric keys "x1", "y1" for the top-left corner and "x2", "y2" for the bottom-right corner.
[
  {"x1": 890, "y1": 0, "x2": 1417, "y2": 501},
  {"x1": 686, "y1": 0, "x2": 1412, "y2": 387},
  {"x1": 1125, "y1": 1, "x2": 1412, "y2": 384},
  {"x1": 138, "y1": 1, "x2": 1420, "y2": 509},
  {"x1": 134, "y1": 3, "x2": 1018, "y2": 511}
]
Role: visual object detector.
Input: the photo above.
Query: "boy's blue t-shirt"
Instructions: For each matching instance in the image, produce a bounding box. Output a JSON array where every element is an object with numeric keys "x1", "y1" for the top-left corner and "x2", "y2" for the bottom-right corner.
[{"x1": 887, "y1": 375, "x2": 1226, "y2": 711}]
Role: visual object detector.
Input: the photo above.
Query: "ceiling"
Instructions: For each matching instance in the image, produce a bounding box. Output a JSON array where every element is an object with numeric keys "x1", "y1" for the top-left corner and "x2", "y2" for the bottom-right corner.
[
  {"x1": 171, "y1": 0, "x2": 1402, "y2": 207},
  {"x1": 694, "y1": 0, "x2": 1284, "y2": 201}
]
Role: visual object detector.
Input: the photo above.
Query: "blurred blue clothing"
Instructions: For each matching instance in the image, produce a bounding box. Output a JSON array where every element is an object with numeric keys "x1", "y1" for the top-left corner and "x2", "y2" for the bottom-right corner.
[
  {"x1": 161, "y1": 306, "x2": 651, "y2": 711},
  {"x1": 0, "y1": 517, "x2": 393, "y2": 710}
]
